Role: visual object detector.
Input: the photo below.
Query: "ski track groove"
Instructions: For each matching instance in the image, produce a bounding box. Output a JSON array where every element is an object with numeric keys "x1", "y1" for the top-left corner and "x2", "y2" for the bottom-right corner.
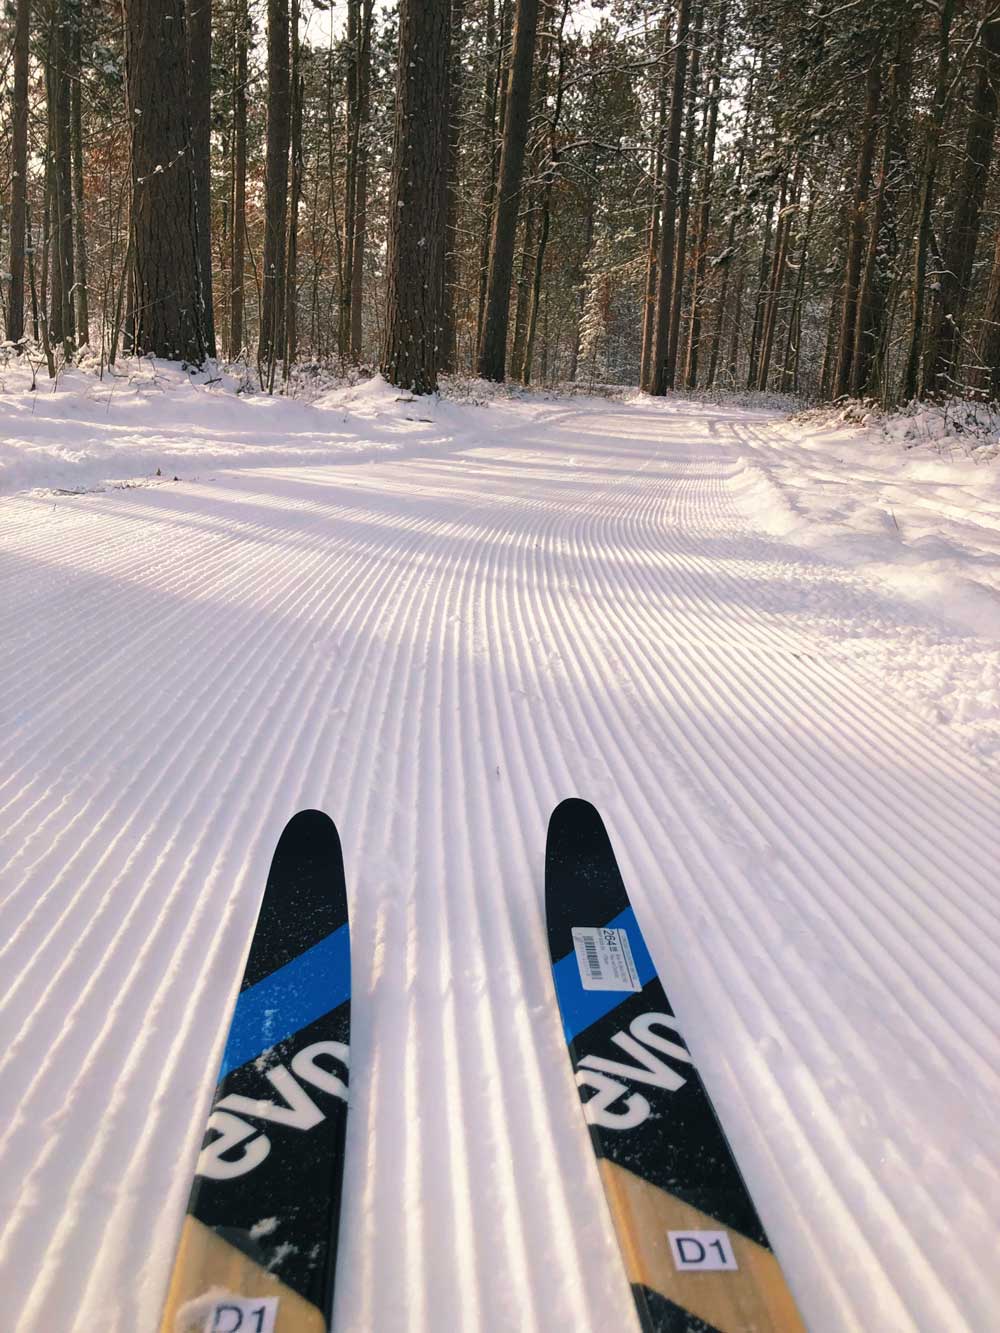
[{"x1": 2, "y1": 404, "x2": 998, "y2": 1332}]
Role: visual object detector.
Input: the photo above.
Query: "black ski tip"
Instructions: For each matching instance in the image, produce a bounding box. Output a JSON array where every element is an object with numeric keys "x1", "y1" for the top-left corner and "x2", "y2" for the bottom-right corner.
[
  {"x1": 243, "y1": 808, "x2": 347, "y2": 990},
  {"x1": 549, "y1": 795, "x2": 601, "y2": 824},
  {"x1": 545, "y1": 797, "x2": 630, "y2": 947},
  {"x1": 278, "y1": 807, "x2": 341, "y2": 846},
  {"x1": 546, "y1": 796, "x2": 614, "y2": 864}
]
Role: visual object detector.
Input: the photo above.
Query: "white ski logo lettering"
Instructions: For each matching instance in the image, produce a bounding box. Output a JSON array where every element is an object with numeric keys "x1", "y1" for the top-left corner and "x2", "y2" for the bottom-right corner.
[
  {"x1": 218, "y1": 1065, "x2": 325, "y2": 1129},
  {"x1": 197, "y1": 1110, "x2": 271, "y2": 1180},
  {"x1": 576, "y1": 1068, "x2": 651, "y2": 1130},
  {"x1": 197, "y1": 1040, "x2": 350, "y2": 1181},
  {"x1": 292, "y1": 1040, "x2": 349, "y2": 1101},
  {"x1": 577, "y1": 1012, "x2": 690, "y2": 1129}
]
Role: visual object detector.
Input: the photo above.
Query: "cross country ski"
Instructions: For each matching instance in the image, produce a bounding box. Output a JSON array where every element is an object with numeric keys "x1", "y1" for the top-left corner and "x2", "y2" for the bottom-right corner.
[
  {"x1": 545, "y1": 797, "x2": 805, "y2": 1333},
  {"x1": 159, "y1": 809, "x2": 351, "y2": 1333}
]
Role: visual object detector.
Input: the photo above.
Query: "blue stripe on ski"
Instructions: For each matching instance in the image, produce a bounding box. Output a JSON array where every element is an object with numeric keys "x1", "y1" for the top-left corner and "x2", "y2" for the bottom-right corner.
[
  {"x1": 218, "y1": 923, "x2": 350, "y2": 1080},
  {"x1": 553, "y1": 906, "x2": 657, "y2": 1043}
]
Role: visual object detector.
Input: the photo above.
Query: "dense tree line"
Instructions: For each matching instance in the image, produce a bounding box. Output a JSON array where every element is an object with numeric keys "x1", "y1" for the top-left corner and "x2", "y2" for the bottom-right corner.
[{"x1": 3, "y1": 0, "x2": 1000, "y2": 403}]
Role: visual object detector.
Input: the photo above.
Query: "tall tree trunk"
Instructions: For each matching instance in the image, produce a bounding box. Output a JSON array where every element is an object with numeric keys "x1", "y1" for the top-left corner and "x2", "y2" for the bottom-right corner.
[
  {"x1": 350, "y1": 0, "x2": 374, "y2": 361},
  {"x1": 757, "y1": 164, "x2": 801, "y2": 389},
  {"x1": 381, "y1": 0, "x2": 450, "y2": 393},
  {"x1": 441, "y1": 0, "x2": 467, "y2": 371},
  {"x1": 521, "y1": 195, "x2": 549, "y2": 385},
  {"x1": 684, "y1": 0, "x2": 725, "y2": 388},
  {"x1": 901, "y1": 0, "x2": 955, "y2": 401},
  {"x1": 649, "y1": 0, "x2": 692, "y2": 395},
  {"x1": 851, "y1": 28, "x2": 911, "y2": 399},
  {"x1": 70, "y1": 4, "x2": 89, "y2": 344},
  {"x1": 475, "y1": 0, "x2": 508, "y2": 351},
  {"x1": 522, "y1": 0, "x2": 570, "y2": 385},
  {"x1": 339, "y1": 0, "x2": 372, "y2": 361},
  {"x1": 925, "y1": 17, "x2": 1000, "y2": 397},
  {"x1": 7, "y1": 0, "x2": 30, "y2": 344},
  {"x1": 48, "y1": 0, "x2": 75, "y2": 356},
  {"x1": 639, "y1": 10, "x2": 671, "y2": 391},
  {"x1": 975, "y1": 226, "x2": 1000, "y2": 400},
  {"x1": 832, "y1": 55, "x2": 881, "y2": 398},
  {"x1": 259, "y1": 0, "x2": 291, "y2": 380},
  {"x1": 568, "y1": 186, "x2": 594, "y2": 382},
  {"x1": 187, "y1": 0, "x2": 214, "y2": 356},
  {"x1": 746, "y1": 194, "x2": 774, "y2": 387},
  {"x1": 477, "y1": 0, "x2": 540, "y2": 381},
  {"x1": 725, "y1": 258, "x2": 745, "y2": 382},
  {"x1": 706, "y1": 111, "x2": 755, "y2": 385},
  {"x1": 126, "y1": 0, "x2": 207, "y2": 363},
  {"x1": 284, "y1": 0, "x2": 303, "y2": 374},
  {"x1": 781, "y1": 189, "x2": 813, "y2": 391},
  {"x1": 666, "y1": 3, "x2": 701, "y2": 387},
  {"x1": 509, "y1": 201, "x2": 539, "y2": 382},
  {"x1": 230, "y1": 0, "x2": 248, "y2": 358}
]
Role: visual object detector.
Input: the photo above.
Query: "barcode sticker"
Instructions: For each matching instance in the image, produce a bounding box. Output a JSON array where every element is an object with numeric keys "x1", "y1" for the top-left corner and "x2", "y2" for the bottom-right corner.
[
  {"x1": 572, "y1": 927, "x2": 641, "y2": 992},
  {"x1": 201, "y1": 1297, "x2": 278, "y2": 1333}
]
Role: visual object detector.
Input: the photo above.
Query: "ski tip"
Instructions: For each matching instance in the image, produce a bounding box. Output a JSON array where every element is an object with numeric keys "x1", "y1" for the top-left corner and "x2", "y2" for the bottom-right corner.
[
  {"x1": 547, "y1": 797, "x2": 611, "y2": 852},
  {"x1": 282, "y1": 807, "x2": 338, "y2": 834},
  {"x1": 549, "y1": 796, "x2": 601, "y2": 825},
  {"x1": 276, "y1": 808, "x2": 342, "y2": 854}
]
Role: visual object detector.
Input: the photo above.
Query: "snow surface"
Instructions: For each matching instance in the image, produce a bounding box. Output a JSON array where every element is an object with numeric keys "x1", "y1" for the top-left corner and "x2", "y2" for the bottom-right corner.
[{"x1": 1, "y1": 365, "x2": 999, "y2": 1332}]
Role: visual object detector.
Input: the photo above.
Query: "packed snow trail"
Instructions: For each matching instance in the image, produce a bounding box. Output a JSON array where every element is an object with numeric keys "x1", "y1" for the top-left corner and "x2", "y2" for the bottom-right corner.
[{"x1": 1, "y1": 399, "x2": 998, "y2": 1333}]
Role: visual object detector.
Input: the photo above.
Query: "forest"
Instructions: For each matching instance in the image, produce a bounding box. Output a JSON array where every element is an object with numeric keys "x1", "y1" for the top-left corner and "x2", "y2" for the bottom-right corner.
[{"x1": 2, "y1": 0, "x2": 1000, "y2": 404}]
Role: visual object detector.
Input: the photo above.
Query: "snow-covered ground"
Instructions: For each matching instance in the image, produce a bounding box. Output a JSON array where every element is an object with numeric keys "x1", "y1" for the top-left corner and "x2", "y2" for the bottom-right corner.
[{"x1": 1, "y1": 364, "x2": 998, "y2": 1332}]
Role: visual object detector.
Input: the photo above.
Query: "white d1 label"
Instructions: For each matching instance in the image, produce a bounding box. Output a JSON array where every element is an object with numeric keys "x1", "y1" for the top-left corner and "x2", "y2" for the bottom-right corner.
[
  {"x1": 572, "y1": 926, "x2": 641, "y2": 992},
  {"x1": 202, "y1": 1297, "x2": 278, "y2": 1333},
  {"x1": 668, "y1": 1230, "x2": 738, "y2": 1272}
]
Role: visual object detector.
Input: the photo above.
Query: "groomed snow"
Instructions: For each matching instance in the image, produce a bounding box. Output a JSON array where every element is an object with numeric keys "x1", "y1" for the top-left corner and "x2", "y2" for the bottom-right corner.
[{"x1": 1, "y1": 366, "x2": 998, "y2": 1332}]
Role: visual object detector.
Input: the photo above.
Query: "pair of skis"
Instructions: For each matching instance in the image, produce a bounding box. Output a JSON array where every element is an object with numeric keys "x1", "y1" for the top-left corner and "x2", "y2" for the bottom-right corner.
[{"x1": 160, "y1": 804, "x2": 803, "y2": 1333}]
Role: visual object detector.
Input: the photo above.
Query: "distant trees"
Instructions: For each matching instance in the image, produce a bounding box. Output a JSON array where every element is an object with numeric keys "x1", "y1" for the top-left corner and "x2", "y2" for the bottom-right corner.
[{"x1": 4, "y1": 0, "x2": 1000, "y2": 406}]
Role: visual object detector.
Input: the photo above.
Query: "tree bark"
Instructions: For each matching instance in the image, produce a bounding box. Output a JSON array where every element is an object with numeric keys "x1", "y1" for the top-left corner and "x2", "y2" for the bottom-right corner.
[
  {"x1": 648, "y1": 0, "x2": 692, "y2": 395},
  {"x1": 126, "y1": 0, "x2": 207, "y2": 363},
  {"x1": 380, "y1": 0, "x2": 450, "y2": 393},
  {"x1": 706, "y1": 56, "x2": 755, "y2": 388},
  {"x1": 229, "y1": 0, "x2": 248, "y2": 358},
  {"x1": 746, "y1": 193, "x2": 774, "y2": 387},
  {"x1": 475, "y1": 0, "x2": 508, "y2": 352},
  {"x1": 851, "y1": 27, "x2": 911, "y2": 400},
  {"x1": 284, "y1": 0, "x2": 303, "y2": 375},
  {"x1": 441, "y1": 0, "x2": 467, "y2": 371},
  {"x1": 639, "y1": 11, "x2": 671, "y2": 391},
  {"x1": 832, "y1": 55, "x2": 881, "y2": 398},
  {"x1": 901, "y1": 0, "x2": 955, "y2": 401},
  {"x1": 7, "y1": 0, "x2": 30, "y2": 344},
  {"x1": 757, "y1": 164, "x2": 802, "y2": 390},
  {"x1": 339, "y1": 0, "x2": 373, "y2": 362},
  {"x1": 926, "y1": 17, "x2": 1000, "y2": 397},
  {"x1": 187, "y1": 0, "x2": 215, "y2": 356},
  {"x1": 666, "y1": 1, "x2": 701, "y2": 387},
  {"x1": 48, "y1": 0, "x2": 75, "y2": 356},
  {"x1": 781, "y1": 190, "x2": 813, "y2": 392},
  {"x1": 70, "y1": 5, "x2": 89, "y2": 344},
  {"x1": 975, "y1": 225, "x2": 1000, "y2": 400},
  {"x1": 684, "y1": 0, "x2": 725, "y2": 388},
  {"x1": 259, "y1": 0, "x2": 291, "y2": 379},
  {"x1": 477, "y1": 0, "x2": 540, "y2": 381},
  {"x1": 350, "y1": 1, "x2": 374, "y2": 361}
]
